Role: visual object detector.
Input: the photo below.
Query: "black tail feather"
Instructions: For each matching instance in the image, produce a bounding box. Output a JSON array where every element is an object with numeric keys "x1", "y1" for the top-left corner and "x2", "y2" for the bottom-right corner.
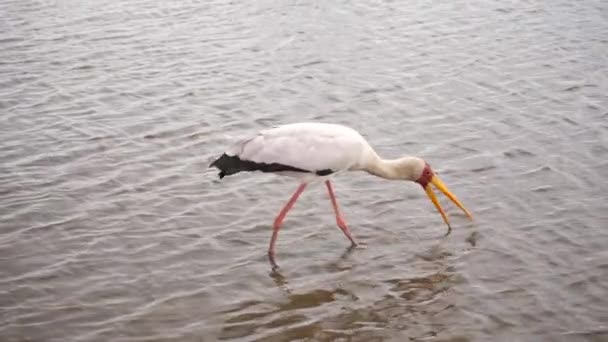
[{"x1": 210, "y1": 154, "x2": 239, "y2": 179}]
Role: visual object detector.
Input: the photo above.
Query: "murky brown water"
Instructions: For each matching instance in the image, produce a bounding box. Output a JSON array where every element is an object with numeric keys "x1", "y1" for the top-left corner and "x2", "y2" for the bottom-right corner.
[{"x1": 1, "y1": 0, "x2": 607, "y2": 341}]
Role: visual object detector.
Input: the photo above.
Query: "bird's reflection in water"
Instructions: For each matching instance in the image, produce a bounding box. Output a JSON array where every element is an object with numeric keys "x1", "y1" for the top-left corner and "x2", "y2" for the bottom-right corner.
[
  {"x1": 268, "y1": 238, "x2": 360, "y2": 269},
  {"x1": 341, "y1": 243, "x2": 359, "y2": 259},
  {"x1": 222, "y1": 241, "x2": 464, "y2": 340},
  {"x1": 466, "y1": 230, "x2": 479, "y2": 247},
  {"x1": 267, "y1": 244, "x2": 359, "y2": 294},
  {"x1": 268, "y1": 265, "x2": 290, "y2": 294}
]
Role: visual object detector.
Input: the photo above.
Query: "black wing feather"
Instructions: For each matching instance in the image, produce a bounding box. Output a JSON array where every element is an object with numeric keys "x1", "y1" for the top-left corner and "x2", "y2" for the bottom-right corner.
[{"x1": 210, "y1": 153, "x2": 330, "y2": 179}]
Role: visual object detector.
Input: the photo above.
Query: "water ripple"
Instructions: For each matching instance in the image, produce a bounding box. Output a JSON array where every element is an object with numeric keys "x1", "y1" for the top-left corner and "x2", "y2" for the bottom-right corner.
[{"x1": 1, "y1": 0, "x2": 607, "y2": 341}]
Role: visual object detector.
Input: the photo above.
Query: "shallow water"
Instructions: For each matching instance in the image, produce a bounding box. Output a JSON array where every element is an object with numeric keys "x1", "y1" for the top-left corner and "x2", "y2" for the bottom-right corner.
[{"x1": 1, "y1": 0, "x2": 607, "y2": 341}]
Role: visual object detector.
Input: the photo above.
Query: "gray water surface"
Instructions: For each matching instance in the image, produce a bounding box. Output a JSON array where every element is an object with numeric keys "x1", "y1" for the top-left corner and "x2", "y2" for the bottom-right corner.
[{"x1": 1, "y1": 0, "x2": 607, "y2": 341}]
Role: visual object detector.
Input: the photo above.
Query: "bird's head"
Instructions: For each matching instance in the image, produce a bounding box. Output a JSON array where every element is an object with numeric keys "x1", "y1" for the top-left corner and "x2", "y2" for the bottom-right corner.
[{"x1": 397, "y1": 157, "x2": 473, "y2": 230}]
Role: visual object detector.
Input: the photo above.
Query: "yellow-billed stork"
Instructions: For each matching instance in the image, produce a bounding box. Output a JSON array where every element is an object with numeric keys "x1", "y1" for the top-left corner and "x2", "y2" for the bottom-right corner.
[{"x1": 210, "y1": 122, "x2": 472, "y2": 257}]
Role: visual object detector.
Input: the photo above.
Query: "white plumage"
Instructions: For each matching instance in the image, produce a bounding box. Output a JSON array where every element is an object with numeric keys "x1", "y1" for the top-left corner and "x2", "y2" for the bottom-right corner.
[
  {"x1": 225, "y1": 122, "x2": 373, "y2": 179},
  {"x1": 210, "y1": 122, "x2": 472, "y2": 261}
]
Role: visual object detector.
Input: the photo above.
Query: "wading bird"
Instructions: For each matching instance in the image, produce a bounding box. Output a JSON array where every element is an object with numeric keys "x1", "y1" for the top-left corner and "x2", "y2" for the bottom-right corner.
[{"x1": 210, "y1": 122, "x2": 472, "y2": 258}]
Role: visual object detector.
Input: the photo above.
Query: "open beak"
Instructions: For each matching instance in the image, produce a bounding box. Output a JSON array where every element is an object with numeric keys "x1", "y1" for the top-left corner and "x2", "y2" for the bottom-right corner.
[{"x1": 423, "y1": 175, "x2": 473, "y2": 233}]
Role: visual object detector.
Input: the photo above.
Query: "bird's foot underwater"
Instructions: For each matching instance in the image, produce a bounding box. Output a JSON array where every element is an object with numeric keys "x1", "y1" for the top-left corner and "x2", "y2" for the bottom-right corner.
[
  {"x1": 267, "y1": 251, "x2": 279, "y2": 270},
  {"x1": 350, "y1": 242, "x2": 366, "y2": 249}
]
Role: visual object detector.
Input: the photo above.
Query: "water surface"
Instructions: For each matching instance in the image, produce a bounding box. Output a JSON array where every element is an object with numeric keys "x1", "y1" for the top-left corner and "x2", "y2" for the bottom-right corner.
[{"x1": 1, "y1": 0, "x2": 607, "y2": 341}]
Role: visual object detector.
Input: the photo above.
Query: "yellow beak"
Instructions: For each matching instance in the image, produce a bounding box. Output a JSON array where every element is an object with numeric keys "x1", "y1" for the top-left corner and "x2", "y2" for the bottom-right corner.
[{"x1": 424, "y1": 175, "x2": 473, "y2": 234}]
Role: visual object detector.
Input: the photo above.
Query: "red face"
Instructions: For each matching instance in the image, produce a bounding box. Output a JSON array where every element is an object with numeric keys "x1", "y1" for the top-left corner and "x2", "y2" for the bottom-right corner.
[{"x1": 416, "y1": 162, "x2": 434, "y2": 188}]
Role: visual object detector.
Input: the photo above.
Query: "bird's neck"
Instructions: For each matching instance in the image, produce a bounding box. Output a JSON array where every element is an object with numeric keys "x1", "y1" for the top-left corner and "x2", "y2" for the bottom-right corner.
[{"x1": 363, "y1": 156, "x2": 419, "y2": 181}]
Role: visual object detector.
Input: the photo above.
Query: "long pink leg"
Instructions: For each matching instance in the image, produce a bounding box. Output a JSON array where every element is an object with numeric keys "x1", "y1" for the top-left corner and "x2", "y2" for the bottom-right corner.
[
  {"x1": 268, "y1": 183, "x2": 307, "y2": 256},
  {"x1": 325, "y1": 180, "x2": 357, "y2": 247}
]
